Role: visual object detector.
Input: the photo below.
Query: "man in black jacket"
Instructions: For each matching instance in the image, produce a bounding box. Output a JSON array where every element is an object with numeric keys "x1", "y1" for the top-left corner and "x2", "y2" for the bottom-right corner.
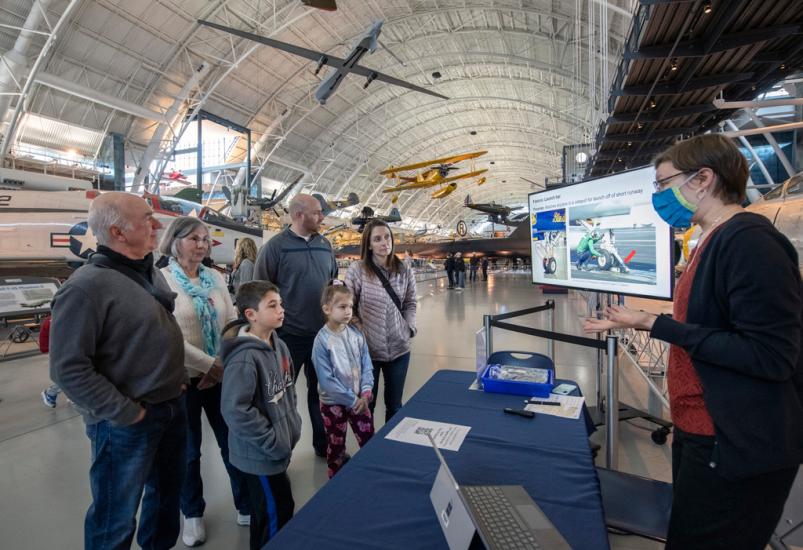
[
  {"x1": 444, "y1": 252, "x2": 455, "y2": 289},
  {"x1": 51, "y1": 193, "x2": 187, "y2": 550}
]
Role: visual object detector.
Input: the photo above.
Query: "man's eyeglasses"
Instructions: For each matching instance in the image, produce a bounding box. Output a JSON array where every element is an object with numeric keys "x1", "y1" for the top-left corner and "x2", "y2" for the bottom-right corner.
[{"x1": 652, "y1": 171, "x2": 692, "y2": 192}]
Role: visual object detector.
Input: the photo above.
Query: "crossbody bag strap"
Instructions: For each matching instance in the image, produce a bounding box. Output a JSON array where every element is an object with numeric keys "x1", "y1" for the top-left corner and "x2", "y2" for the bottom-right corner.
[
  {"x1": 373, "y1": 267, "x2": 403, "y2": 314},
  {"x1": 89, "y1": 254, "x2": 175, "y2": 313}
]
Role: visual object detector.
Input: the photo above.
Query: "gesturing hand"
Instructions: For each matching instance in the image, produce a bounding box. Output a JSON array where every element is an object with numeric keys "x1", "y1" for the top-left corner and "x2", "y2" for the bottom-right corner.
[{"x1": 582, "y1": 305, "x2": 656, "y2": 333}]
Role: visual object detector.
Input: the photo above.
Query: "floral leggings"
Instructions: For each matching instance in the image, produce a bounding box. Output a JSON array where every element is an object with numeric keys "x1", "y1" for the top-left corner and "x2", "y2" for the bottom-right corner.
[{"x1": 319, "y1": 403, "x2": 374, "y2": 478}]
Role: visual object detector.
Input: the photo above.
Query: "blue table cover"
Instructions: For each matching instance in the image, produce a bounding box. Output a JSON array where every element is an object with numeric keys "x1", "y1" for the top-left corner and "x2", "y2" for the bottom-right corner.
[{"x1": 267, "y1": 370, "x2": 610, "y2": 549}]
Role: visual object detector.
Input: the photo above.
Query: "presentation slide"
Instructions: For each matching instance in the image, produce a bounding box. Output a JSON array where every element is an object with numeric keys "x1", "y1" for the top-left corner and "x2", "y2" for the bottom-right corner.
[{"x1": 528, "y1": 166, "x2": 674, "y2": 300}]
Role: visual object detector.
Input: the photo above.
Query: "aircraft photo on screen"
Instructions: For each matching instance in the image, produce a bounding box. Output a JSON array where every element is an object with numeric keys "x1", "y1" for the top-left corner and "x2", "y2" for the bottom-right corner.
[
  {"x1": 528, "y1": 166, "x2": 674, "y2": 300},
  {"x1": 567, "y1": 204, "x2": 657, "y2": 286}
]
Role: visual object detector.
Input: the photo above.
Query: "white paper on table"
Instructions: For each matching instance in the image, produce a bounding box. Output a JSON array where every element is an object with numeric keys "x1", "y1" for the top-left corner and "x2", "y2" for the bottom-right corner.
[
  {"x1": 384, "y1": 417, "x2": 471, "y2": 451},
  {"x1": 523, "y1": 394, "x2": 585, "y2": 420}
]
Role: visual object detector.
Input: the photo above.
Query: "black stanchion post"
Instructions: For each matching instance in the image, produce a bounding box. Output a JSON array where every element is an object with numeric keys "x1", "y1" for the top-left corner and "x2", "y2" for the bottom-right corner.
[
  {"x1": 483, "y1": 314, "x2": 493, "y2": 359},
  {"x1": 605, "y1": 334, "x2": 620, "y2": 470},
  {"x1": 595, "y1": 293, "x2": 603, "y2": 413},
  {"x1": 546, "y1": 300, "x2": 555, "y2": 362}
]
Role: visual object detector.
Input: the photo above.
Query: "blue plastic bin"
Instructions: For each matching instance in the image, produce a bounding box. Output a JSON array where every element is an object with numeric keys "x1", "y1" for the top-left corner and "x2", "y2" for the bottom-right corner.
[{"x1": 481, "y1": 351, "x2": 555, "y2": 397}]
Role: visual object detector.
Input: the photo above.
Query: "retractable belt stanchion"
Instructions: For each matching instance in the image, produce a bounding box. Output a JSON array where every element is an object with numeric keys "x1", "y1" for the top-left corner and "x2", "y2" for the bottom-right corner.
[
  {"x1": 605, "y1": 335, "x2": 619, "y2": 469},
  {"x1": 546, "y1": 299, "x2": 555, "y2": 363},
  {"x1": 483, "y1": 313, "x2": 493, "y2": 359},
  {"x1": 482, "y1": 299, "x2": 665, "y2": 470}
]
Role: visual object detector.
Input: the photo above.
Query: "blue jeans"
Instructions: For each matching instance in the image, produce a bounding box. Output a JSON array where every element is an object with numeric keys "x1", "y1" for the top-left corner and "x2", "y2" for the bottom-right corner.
[
  {"x1": 182, "y1": 379, "x2": 250, "y2": 518},
  {"x1": 280, "y1": 330, "x2": 327, "y2": 455},
  {"x1": 84, "y1": 396, "x2": 187, "y2": 550},
  {"x1": 457, "y1": 271, "x2": 465, "y2": 288},
  {"x1": 370, "y1": 352, "x2": 411, "y2": 422},
  {"x1": 576, "y1": 251, "x2": 593, "y2": 269}
]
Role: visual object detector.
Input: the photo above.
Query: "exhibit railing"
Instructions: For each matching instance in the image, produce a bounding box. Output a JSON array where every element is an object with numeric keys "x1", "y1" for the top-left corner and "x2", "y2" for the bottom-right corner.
[{"x1": 482, "y1": 301, "x2": 623, "y2": 469}]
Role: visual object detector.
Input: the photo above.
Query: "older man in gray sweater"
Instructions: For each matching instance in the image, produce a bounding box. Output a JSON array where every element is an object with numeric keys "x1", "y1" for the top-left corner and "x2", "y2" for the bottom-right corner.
[{"x1": 50, "y1": 193, "x2": 187, "y2": 550}]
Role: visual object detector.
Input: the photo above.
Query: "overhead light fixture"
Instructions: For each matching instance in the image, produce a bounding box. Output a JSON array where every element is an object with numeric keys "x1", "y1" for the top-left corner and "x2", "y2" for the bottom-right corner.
[
  {"x1": 703, "y1": 3, "x2": 712, "y2": 14},
  {"x1": 470, "y1": 130, "x2": 477, "y2": 135},
  {"x1": 670, "y1": 59, "x2": 678, "y2": 71},
  {"x1": 637, "y1": 122, "x2": 644, "y2": 129},
  {"x1": 649, "y1": 99, "x2": 657, "y2": 109},
  {"x1": 627, "y1": 141, "x2": 632, "y2": 147},
  {"x1": 489, "y1": 161, "x2": 495, "y2": 165},
  {"x1": 431, "y1": 71, "x2": 442, "y2": 79},
  {"x1": 780, "y1": 64, "x2": 786, "y2": 71}
]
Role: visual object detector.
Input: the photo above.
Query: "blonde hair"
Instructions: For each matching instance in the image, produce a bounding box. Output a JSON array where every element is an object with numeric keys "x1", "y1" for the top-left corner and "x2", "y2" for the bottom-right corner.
[{"x1": 234, "y1": 237, "x2": 258, "y2": 268}]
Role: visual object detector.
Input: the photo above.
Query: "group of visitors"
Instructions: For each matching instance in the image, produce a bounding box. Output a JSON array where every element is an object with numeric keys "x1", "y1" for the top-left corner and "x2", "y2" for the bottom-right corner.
[
  {"x1": 49, "y1": 192, "x2": 417, "y2": 549},
  {"x1": 444, "y1": 252, "x2": 489, "y2": 289}
]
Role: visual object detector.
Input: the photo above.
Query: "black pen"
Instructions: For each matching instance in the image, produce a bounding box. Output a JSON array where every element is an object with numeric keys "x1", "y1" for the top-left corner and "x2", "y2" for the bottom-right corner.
[{"x1": 526, "y1": 399, "x2": 561, "y2": 406}]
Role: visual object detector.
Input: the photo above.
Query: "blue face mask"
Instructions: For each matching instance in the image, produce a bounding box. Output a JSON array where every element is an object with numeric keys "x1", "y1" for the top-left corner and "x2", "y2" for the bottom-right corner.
[{"x1": 651, "y1": 173, "x2": 698, "y2": 228}]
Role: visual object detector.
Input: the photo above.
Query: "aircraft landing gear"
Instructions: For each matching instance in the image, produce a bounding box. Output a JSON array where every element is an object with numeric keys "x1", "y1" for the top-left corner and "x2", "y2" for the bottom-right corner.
[
  {"x1": 596, "y1": 250, "x2": 613, "y2": 270},
  {"x1": 542, "y1": 257, "x2": 557, "y2": 274}
]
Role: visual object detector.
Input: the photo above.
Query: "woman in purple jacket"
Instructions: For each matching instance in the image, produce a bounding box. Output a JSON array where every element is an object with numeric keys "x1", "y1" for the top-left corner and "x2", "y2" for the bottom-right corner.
[{"x1": 345, "y1": 220, "x2": 417, "y2": 422}]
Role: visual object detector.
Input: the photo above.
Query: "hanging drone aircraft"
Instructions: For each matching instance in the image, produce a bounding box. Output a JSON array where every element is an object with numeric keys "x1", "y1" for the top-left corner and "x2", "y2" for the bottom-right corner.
[
  {"x1": 197, "y1": 20, "x2": 448, "y2": 105},
  {"x1": 380, "y1": 151, "x2": 488, "y2": 203}
]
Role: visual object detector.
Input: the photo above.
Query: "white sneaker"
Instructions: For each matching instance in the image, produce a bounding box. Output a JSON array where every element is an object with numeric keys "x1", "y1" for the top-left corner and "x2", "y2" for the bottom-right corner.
[
  {"x1": 236, "y1": 512, "x2": 251, "y2": 526},
  {"x1": 182, "y1": 516, "x2": 206, "y2": 547}
]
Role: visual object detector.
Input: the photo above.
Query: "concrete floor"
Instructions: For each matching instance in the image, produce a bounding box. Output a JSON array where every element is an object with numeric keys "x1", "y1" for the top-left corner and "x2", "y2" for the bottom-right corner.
[{"x1": 0, "y1": 271, "x2": 673, "y2": 549}]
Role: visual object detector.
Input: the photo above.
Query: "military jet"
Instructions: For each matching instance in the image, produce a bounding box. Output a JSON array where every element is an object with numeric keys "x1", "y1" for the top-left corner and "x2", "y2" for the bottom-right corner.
[
  {"x1": 198, "y1": 19, "x2": 448, "y2": 105},
  {"x1": 464, "y1": 194, "x2": 516, "y2": 225},
  {"x1": 0, "y1": 190, "x2": 267, "y2": 277},
  {"x1": 313, "y1": 192, "x2": 360, "y2": 215},
  {"x1": 350, "y1": 206, "x2": 401, "y2": 233}
]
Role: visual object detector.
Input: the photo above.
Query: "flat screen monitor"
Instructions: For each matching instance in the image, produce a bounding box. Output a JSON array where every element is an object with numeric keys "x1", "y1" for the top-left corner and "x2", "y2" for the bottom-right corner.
[{"x1": 528, "y1": 166, "x2": 674, "y2": 300}]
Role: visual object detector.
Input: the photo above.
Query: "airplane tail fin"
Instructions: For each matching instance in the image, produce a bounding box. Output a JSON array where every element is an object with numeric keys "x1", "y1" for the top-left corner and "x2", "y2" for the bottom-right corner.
[
  {"x1": 464, "y1": 194, "x2": 471, "y2": 206},
  {"x1": 346, "y1": 192, "x2": 359, "y2": 206},
  {"x1": 388, "y1": 207, "x2": 401, "y2": 222}
]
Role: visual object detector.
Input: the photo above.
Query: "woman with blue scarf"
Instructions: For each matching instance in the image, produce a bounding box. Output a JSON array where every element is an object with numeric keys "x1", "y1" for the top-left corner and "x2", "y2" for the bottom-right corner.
[{"x1": 159, "y1": 217, "x2": 250, "y2": 547}]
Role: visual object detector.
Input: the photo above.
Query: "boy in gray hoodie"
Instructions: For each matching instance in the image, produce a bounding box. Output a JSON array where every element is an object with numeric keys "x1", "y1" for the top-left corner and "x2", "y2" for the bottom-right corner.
[{"x1": 221, "y1": 281, "x2": 302, "y2": 550}]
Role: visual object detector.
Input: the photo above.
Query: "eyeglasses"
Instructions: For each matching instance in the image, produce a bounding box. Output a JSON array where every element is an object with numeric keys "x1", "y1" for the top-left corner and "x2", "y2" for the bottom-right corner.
[
  {"x1": 652, "y1": 171, "x2": 694, "y2": 192},
  {"x1": 184, "y1": 236, "x2": 211, "y2": 245}
]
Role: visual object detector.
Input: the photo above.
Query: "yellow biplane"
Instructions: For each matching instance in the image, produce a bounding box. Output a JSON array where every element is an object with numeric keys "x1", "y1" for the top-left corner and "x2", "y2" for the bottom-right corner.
[{"x1": 380, "y1": 151, "x2": 488, "y2": 203}]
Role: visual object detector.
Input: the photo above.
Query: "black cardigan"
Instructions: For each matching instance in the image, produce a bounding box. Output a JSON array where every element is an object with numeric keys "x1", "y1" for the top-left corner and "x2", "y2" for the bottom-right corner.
[{"x1": 651, "y1": 212, "x2": 803, "y2": 480}]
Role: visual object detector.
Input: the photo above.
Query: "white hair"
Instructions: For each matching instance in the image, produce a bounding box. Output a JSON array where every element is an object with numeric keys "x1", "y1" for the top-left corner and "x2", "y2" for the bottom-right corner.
[
  {"x1": 159, "y1": 216, "x2": 208, "y2": 259},
  {"x1": 88, "y1": 199, "x2": 130, "y2": 247}
]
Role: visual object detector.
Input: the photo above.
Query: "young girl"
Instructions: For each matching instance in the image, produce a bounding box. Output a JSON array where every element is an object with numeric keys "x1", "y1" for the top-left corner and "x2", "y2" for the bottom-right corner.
[{"x1": 311, "y1": 282, "x2": 375, "y2": 478}]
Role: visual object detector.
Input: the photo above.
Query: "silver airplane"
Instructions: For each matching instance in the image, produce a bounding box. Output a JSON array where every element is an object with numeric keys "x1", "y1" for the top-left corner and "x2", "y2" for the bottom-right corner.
[
  {"x1": 198, "y1": 19, "x2": 448, "y2": 105},
  {"x1": 746, "y1": 171, "x2": 802, "y2": 273}
]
